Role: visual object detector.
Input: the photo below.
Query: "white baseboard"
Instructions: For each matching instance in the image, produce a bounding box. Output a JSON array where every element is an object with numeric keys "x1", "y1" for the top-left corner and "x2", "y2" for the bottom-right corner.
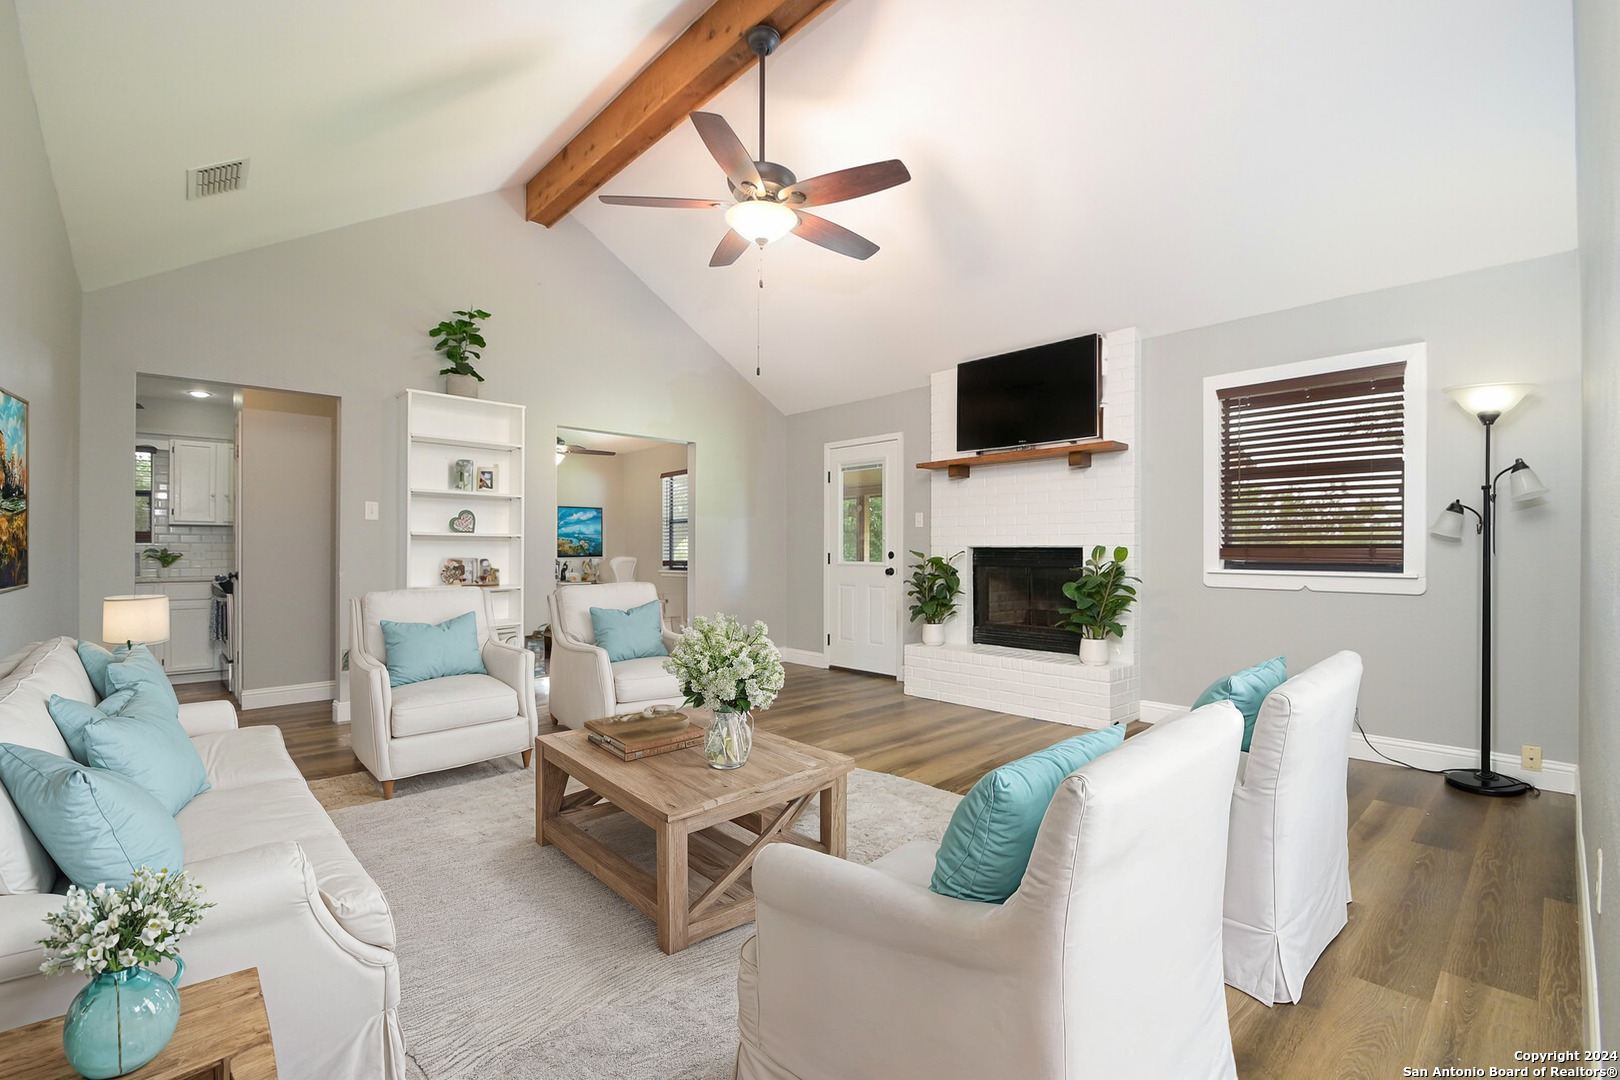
[
  {"x1": 168, "y1": 670, "x2": 224, "y2": 685},
  {"x1": 1137, "y1": 699, "x2": 1576, "y2": 795},
  {"x1": 239, "y1": 680, "x2": 335, "y2": 711},
  {"x1": 780, "y1": 647, "x2": 830, "y2": 669},
  {"x1": 1138, "y1": 700, "x2": 1186, "y2": 724},
  {"x1": 332, "y1": 699, "x2": 350, "y2": 725},
  {"x1": 1578, "y1": 788, "x2": 1602, "y2": 1050},
  {"x1": 1347, "y1": 731, "x2": 1577, "y2": 795}
]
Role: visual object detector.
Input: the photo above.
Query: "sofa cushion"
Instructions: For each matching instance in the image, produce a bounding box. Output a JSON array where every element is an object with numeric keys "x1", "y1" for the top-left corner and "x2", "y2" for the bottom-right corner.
[
  {"x1": 190, "y1": 727, "x2": 305, "y2": 790},
  {"x1": 380, "y1": 612, "x2": 487, "y2": 688},
  {"x1": 1194, "y1": 655, "x2": 1287, "y2": 752},
  {"x1": 930, "y1": 725, "x2": 1126, "y2": 904},
  {"x1": 590, "y1": 600, "x2": 667, "y2": 663},
  {"x1": 102, "y1": 644, "x2": 182, "y2": 718},
  {"x1": 47, "y1": 689, "x2": 136, "y2": 761},
  {"x1": 176, "y1": 769, "x2": 395, "y2": 949},
  {"x1": 611, "y1": 656, "x2": 681, "y2": 703},
  {"x1": 389, "y1": 674, "x2": 518, "y2": 738},
  {"x1": 0, "y1": 743, "x2": 185, "y2": 890},
  {"x1": 0, "y1": 637, "x2": 96, "y2": 894},
  {"x1": 76, "y1": 686, "x2": 211, "y2": 815}
]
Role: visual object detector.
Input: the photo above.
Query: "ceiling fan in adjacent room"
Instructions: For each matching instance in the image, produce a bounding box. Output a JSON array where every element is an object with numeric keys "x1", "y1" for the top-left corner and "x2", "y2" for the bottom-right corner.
[
  {"x1": 556, "y1": 436, "x2": 616, "y2": 462},
  {"x1": 598, "y1": 25, "x2": 911, "y2": 266}
]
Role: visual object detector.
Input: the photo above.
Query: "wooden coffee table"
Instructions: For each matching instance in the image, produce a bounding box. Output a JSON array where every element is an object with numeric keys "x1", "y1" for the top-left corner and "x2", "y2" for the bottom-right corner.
[{"x1": 534, "y1": 721, "x2": 854, "y2": 954}]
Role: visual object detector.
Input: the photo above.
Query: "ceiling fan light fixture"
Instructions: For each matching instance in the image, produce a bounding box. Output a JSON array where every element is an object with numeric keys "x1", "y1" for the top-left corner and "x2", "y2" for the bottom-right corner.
[{"x1": 725, "y1": 199, "x2": 796, "y2": 246}]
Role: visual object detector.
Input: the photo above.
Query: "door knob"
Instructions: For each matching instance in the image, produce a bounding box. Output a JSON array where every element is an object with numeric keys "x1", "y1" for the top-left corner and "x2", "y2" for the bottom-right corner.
[{"x1": 885, "y1": 567, "x2": 895, "y2": 576}]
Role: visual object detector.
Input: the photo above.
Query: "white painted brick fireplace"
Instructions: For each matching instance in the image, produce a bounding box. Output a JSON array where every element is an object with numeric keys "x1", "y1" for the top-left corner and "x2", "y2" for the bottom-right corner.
[{"x1": 903, "y1": 328, "x2": 1142, "y2": 728}]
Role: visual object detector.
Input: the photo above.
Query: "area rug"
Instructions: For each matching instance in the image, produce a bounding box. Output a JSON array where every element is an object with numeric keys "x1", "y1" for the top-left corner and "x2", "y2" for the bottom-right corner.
[{"x1": 325, "y1": 759, "x2": 961, "y2": 1080}]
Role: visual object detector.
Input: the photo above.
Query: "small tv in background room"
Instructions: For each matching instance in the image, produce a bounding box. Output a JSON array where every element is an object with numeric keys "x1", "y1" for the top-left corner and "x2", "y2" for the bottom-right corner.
[{"x1": 955, "y1": 333, "x2": 1102, "y2": 453}]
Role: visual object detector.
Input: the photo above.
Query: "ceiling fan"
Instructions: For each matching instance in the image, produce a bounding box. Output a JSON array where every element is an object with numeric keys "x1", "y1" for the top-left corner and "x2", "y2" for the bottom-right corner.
[
  {"x1": 556, "y1": 436, "x2": 615, "y2": 460},
  {"x1": 598, "y1": 25, "x2": 910, "y2": 267}
]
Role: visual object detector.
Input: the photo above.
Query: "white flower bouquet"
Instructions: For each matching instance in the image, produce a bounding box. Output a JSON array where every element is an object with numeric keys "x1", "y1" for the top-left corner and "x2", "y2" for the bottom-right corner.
[
  {"x1": 664, "y1": 613, "x2": 786, "y2": 714},
  {"x1": 39, "y1": 869, "x2": 213, "y2": 977}
]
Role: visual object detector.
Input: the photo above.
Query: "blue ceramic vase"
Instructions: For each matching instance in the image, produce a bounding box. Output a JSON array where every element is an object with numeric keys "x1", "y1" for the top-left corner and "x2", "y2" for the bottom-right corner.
[{"x1": 61, "y1": 958, "x2": 184, "y2": 1079}]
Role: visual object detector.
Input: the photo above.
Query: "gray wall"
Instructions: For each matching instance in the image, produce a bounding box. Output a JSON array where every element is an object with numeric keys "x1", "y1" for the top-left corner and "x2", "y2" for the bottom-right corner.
[
  {"x1": 782, "y1": 387, "x2": 931, "y2": 654},
  {"x1": 238, "y1": 389, "x2": 336, "y2": 691},
  {"x1": 619, "y1": 441, "x2": 691, "y2": 623},
  {"x1": 1576, "y1": 0, "x2": 1620, "y2": 1044},
  {"x1": 0, "y1": 0, "x2": 80, "y2": 655},
  {"x1": 1142, "y1": 253, "x2": 1582, "y2": 761},
  {"x1": 77, "y1": 188, "x2": 787, "y2": 671},
  {"x1": 556, "y1": 451, "x2": 624, "y2": 575}
]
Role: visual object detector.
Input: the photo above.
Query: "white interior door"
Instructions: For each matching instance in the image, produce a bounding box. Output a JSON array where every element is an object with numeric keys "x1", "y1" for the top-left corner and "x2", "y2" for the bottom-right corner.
[{"x1": 825, "y1": 435, "x2": 903, "y2": 676}]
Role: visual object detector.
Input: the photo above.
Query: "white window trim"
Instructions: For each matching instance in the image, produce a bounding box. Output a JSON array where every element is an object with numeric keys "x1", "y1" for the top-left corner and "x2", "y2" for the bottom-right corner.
[{"x1": 1202, "y1": 341, "x2": 1428, "y2": 595}]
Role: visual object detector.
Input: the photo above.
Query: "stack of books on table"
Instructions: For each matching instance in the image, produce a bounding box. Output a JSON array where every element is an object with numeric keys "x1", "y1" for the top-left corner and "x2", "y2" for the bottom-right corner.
[{"x1": 585, "y1": 708, "x2": 703, "y2": 761}]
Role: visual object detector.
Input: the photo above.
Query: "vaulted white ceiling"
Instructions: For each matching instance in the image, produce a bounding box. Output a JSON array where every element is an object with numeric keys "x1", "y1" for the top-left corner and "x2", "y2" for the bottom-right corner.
[{"x1": 16, "y1": 2, "x2": 1577, "y2": 415}]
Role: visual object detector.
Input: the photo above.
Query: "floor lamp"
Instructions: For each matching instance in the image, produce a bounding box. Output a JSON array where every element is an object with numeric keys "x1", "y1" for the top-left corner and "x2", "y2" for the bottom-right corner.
[{"x1": 1429, "y1": 383, "x2": 1549, "y2": 797}]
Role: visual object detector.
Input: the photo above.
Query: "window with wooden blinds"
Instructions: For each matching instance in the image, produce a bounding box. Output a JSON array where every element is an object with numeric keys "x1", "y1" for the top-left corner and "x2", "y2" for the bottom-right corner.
[
  {"x1": 1217, "y1": 361, "x2": 1406, "y2": 571},
  {"x1": 661, "y1": 471, "x2": 689, "y2": 570}
]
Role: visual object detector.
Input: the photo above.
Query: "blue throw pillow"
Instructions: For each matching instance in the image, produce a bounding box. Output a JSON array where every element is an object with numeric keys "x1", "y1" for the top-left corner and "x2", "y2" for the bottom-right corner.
[
  {"x1": 589, "y1": 600, "x2": 667, "y2": 663},
  {"x1": 46, "y1": 690, "x2": 136, "y2": 762},
  {"x1": 76, "y1": 640, "x2": 130, "y2": 699},
  {"x1": 930, "y1": 725, "x2": 1126, "y2": 904},
  {"x1": 380, "y1": 611, "x2": 487, "y2": 688},
  {"x1": 78, "y1": 688, "x2": 210, "y2": 815},
  {"x1": 102, "y1": 644, "x2": 181, "y2": 718},
  {"x1": 1193, "y1": 656, "x2": 1287, "y2": 753},
  {"x1": 0, "y1": 744, "x2": 185, "y2": 890}
]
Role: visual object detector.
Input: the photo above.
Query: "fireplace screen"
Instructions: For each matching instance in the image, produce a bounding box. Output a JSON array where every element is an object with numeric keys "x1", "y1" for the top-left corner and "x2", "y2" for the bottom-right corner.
[{"x1": 972, "y1": 547, "x2": 1090, "y2": 652}]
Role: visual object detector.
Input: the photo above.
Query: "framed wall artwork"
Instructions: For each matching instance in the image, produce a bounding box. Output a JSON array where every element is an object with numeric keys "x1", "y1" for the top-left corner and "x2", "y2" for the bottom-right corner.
[
  {"x1": 0, "y1": 386, "x2": 27, "y2": 592},
  {"x1": 557, "y1": 506, "x2": 603, "y2": 557}
]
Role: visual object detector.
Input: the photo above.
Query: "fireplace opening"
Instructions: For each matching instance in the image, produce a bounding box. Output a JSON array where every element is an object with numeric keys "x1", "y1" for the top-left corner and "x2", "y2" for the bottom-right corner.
[{"x1": 972, "y1": 547, "x2": 1089, "y2": 653}]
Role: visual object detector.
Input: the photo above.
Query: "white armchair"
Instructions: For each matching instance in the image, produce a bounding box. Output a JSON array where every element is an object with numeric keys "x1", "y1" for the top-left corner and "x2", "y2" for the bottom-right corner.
[
  {"x1": 736, "y1": 704, "x2": 1244, "y2": 1080},
  {"x1": 1224, "y1": 650, "x2": 1363, "y2": 1004},
  {"x1": 546, "y1": 582, "x2": 683, "y2": 728},
  {"x1": 347, "y1": 587, "x2": 537, "y2": 799}
]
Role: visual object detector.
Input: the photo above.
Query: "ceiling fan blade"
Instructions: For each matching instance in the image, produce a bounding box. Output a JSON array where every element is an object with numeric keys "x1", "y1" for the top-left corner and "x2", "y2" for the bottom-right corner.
[
  {"x1": 710, "y1": 229, "x2": 750, "y2": 267},
  {"x1": 598, "y1": 195, "x2": 726, "y2": 209},
  {"x1": 791, "y1": 212, "x2": 879, "y2": 260},
  {"x1": 562, "y1": 442, "x2": 616, "y2": 456},
  {"x1": 690, "y1": 112, "x2": 762, "y2": 193},
  {"x1": 779, "y1": 160, "x2": 911, "y2": 207}
]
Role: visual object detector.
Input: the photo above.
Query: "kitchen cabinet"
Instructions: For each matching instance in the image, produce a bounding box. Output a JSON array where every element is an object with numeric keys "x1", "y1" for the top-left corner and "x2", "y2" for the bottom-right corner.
[
  {"x1": 135, "y1": 582, "x2": 219, "y2": 675},
  {"x1": 170, "y1": 439, "x2": 234, "y2": 526}
]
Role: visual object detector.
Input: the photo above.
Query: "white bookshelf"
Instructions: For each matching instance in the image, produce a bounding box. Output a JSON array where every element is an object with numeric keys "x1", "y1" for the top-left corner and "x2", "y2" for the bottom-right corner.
[{"x1": 402, "y1": 389, "x2": 525, "y2": 643}]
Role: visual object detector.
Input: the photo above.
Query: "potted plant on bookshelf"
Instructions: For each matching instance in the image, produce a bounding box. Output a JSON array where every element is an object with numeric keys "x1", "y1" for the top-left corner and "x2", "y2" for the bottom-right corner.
[
  {"x1": 1056, "y1": 545, "x2": 1139, "y2": 665},
  {"x1": 906, "y1": 550, "x2": 964, "y2": 646},
  {"x1": 429, "y1": 308, "x2": 491, "y2": 398},
  {"x1": 39, "y1": 868, "x2": 214, "y2": 1078},
  {"x1": 664, "y1": 614, "x2": 785, "y2": 769}
]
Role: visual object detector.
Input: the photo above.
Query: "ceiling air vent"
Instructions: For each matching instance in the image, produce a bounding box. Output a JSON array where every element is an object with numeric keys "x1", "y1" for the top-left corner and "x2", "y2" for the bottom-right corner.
[{"x1": 185, "y1": 159, "x2": 249, "y2": 200}]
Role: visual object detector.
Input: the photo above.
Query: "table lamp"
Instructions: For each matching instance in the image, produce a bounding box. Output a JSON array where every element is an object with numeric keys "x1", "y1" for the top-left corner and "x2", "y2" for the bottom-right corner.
[{"x1": 103, "y1": 594, "x2": 171, "y2": 649}]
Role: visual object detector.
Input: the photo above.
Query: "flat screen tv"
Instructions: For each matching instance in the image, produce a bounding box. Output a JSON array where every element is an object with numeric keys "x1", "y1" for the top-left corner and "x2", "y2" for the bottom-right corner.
[{"x1": 955, "y1": 333, "x2": 1102, "y2": 452}]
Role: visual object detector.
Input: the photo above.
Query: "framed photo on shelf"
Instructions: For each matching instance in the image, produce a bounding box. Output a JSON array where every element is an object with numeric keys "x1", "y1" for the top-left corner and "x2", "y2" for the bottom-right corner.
[
  {"x1": 476, "y1": 464, "x2": 498, "y2": 492},
  {"x1": 440, "y1": 557, "x2": 470, "y2": 585}
]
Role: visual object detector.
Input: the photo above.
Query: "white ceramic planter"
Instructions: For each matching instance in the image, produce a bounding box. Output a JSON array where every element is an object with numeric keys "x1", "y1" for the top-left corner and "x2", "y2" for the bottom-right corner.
[
  {"x1": 921, "y1": 622, "x2": 946, "y2": 646},
  {"x1": 1078, "y1": 638, "x2": 1110, "y2": 666},
  {"x1": 444, "y1": 373, "x2": 481, "y2": 398}
]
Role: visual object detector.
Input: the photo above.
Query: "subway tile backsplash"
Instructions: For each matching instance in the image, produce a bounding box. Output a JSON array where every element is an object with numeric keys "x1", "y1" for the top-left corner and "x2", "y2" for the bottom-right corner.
[{"x1": 135, "y1": 447, "x2": 235, "y2": 579}]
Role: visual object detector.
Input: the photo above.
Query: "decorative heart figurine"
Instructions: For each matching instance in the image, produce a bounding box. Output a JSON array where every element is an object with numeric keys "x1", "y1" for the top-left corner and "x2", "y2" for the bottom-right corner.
[{"x1": 448, "y1": 510, "x2": 476, "y2": 534}]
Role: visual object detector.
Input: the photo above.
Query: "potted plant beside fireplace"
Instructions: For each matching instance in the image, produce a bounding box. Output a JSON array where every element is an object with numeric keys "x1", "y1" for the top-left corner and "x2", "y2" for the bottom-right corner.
[
  {"x1": 906, "y1": 550, "x2": 964, "y2": 646},
  {"x1": 1056, "y1": 545, "x2": 1139, "y2": 665}
]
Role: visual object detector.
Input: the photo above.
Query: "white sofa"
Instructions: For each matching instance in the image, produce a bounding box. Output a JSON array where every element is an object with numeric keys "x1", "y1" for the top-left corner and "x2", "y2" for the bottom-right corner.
[
  {"x1": 1224, "y1": 649, "x2": 1363, "y2": 1004},
  {"x1": 348, "y1": 587, "x2": 538, "y2": 798},
  {"x1": 546, "y1": 582, "x2": 684, "y2": 728},
  {"x1": 0, "y1": 637, "x2": 403, "y2": 1080},
  {"x1": 736, "y1": 703, "x2": 1245, "y2": 1080}
]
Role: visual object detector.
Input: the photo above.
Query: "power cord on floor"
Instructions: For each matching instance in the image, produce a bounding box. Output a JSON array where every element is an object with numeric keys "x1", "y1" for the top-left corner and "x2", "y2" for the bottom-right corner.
[{"x1": 1352, "y1": 710, "x2": 1539, "y2": 795}]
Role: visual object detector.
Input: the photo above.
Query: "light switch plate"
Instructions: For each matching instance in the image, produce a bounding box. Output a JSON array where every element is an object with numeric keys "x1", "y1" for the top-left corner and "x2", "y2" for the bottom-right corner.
[
  {"x1": 914, "y1": 511, "x2": 924, "y2": 528},
  {"x1": 364, "y1": 501, "x2": 379, "y2": 521}
]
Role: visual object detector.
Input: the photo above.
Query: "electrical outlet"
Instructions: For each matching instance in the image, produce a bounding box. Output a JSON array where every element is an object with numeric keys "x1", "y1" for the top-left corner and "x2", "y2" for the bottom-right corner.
[
  {"x1": 1521, "y1": 745, "x2": 1542, "y2": 771},
  {"x1": 364, "y1": 501, "x2": 379, "y2": 521}
]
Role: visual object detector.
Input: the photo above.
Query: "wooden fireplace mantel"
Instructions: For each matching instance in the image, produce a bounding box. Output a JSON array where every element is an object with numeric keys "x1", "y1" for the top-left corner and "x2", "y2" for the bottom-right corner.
[{"x1": 916, "y1": 440, "x2": 1129, "y2": 479}]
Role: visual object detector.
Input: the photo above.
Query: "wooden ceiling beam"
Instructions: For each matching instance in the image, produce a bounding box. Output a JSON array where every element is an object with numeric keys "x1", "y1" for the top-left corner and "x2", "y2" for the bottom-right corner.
[{"x1": 524, "y1": 0, "x2": 839, "y2": 228}]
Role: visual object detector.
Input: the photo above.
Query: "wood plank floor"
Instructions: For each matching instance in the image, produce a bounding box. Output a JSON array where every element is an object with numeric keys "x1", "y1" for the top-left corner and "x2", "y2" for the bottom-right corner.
[{"x1": 185, "y1": 664, "x2": 1582, "y2": 1073}]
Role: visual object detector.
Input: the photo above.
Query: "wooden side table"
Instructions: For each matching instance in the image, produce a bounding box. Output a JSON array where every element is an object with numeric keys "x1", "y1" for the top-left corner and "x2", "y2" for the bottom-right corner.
[{"x1": 0, "y1": 967, "x2": 276, "y2": 1079}]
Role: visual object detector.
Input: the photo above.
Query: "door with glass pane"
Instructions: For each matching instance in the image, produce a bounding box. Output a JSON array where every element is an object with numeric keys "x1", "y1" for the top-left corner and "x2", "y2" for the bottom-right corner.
[{"x1": 824, "y1": 435, "x2": 903, "y2": 675}]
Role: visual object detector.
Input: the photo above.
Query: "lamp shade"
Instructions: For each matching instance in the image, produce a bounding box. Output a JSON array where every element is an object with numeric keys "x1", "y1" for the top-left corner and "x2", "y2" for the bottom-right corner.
[
  {"x1": 1509, "y1": 462, "x2": 1550, "y2": 502},
  {"x1": 103, "y1": 594, "x2": 170, "y2": 645},
  {"x1": 1430, "y1": 502, "x2": 1466, "y2": 540},
  {"x1": 725, "y1": 199, "x2": 797, "y2": 245},
  {"x1": 1444, "y1": 383, "x2": 1535, "y2": 419}
]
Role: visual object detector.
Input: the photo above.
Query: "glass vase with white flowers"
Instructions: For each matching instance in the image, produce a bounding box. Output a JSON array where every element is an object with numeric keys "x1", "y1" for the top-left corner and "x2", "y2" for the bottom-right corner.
[
  {"x1": 663, "y1": 614, "x2": 786, "y2": 769},
  {"x1": 40, "y1": 868, "x2": 213, "y2": 1078}
]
